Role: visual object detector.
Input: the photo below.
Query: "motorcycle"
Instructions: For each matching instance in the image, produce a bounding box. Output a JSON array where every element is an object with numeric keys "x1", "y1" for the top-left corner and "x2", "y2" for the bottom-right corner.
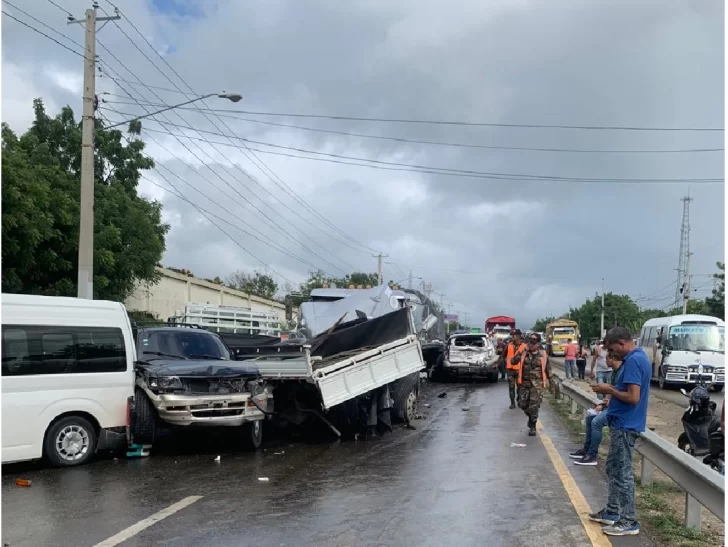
[{"x1": 677, "y1": 364, "x2": 722, "y2": 472}]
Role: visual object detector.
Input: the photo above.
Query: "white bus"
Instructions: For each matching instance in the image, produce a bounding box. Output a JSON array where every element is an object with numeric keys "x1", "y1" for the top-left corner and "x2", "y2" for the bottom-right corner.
[
  {"x1": 2, "y1": 294, "x2": 136, "y2": 467},
  {"x1": 638, "y1": 314, "x2": 725, "y2": 391}
]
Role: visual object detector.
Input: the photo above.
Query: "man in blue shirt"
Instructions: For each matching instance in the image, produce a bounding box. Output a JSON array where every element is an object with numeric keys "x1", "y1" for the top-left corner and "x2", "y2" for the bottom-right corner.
[{"x1": 588, "y1": 326, "x2": 651, "y2": 537}]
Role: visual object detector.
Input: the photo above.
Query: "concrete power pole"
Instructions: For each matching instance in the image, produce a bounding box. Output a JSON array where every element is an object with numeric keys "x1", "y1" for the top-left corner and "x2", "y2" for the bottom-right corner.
[
  {"x1": 373, "y1": 253, "x2": 388, "y2": 286},
  {"x1": 70, "y1": 7, "x2": 120, "y2": 299},
  {"x1": 674, "y1": 195, "x2": 693, "y2": 308},
  {"x1": 682, "y1": 252, "x2": 693, "y2": 314}
]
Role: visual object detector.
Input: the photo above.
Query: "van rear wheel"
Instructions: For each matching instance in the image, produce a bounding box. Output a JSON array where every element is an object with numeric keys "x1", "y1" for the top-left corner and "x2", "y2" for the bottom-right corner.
[{"x1": 44, "y1": 416, "x2": 97, "y2": 467}]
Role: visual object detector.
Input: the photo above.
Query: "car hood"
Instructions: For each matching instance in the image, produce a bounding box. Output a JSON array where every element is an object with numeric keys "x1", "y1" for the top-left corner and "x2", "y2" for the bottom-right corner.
[{"x1": 137, "y1": 359, "x2": 260, "y2": 378}]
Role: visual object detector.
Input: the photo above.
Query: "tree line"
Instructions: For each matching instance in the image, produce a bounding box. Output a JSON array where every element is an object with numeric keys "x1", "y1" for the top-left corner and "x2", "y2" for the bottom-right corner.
[{"x1": 532, "y1": 263, "x2": 725, "y2": 340}]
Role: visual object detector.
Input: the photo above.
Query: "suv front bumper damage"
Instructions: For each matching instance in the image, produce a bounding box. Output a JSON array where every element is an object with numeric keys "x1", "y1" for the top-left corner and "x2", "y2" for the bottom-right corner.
[{"x1": 140, "y1": 385, "x2": 269, "y2": 426}]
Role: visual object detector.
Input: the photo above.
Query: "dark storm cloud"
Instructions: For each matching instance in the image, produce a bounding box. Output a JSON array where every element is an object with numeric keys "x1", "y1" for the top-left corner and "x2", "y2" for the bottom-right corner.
[{"x1": 2, "y1": 0, "x2": 724, "y2": 328}]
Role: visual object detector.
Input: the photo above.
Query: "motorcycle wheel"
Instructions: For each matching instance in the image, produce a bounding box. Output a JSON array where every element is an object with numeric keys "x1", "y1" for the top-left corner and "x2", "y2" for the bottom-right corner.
[{"x1": 677, "y1": 432, "x2": 694, "y2": 455}]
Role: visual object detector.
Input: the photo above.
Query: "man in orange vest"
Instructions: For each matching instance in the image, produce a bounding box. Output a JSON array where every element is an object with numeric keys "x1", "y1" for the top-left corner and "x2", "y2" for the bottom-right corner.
[
  {"x1": 511, "y1": 332, "x2": 553, "y2": 436},
  {"x1": 502, "y1": 329, "x2": 526, "y2": 409}
]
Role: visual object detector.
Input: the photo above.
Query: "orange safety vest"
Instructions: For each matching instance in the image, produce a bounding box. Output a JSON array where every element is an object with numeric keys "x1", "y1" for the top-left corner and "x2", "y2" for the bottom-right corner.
[
  {"x1": 517, "y1": 350, "x2": 548, "y2": 387},
  {"x1": 505, "y1": 342, "x2": 527, "y2": 371}
]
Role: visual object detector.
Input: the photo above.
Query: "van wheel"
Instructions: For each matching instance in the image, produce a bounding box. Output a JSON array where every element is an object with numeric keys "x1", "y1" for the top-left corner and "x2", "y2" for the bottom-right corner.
[
  {"x1": 133, "y1": 388, "x2": 157, "y2": 444},
  {"x1": 241, "y1": 420, "x2": 263, "y2": 451},
  {"x1": 44, "y1": 416, "x2": 97, "y2": 467},
  {"x1": 658, "y1": 369, "x2": 667, "y2": 390}
]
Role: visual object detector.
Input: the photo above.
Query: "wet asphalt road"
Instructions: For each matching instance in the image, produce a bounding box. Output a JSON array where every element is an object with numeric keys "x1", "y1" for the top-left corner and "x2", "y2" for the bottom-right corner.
[{"x1": 2, "y1": 380, "x2": 653, "y2": 547}]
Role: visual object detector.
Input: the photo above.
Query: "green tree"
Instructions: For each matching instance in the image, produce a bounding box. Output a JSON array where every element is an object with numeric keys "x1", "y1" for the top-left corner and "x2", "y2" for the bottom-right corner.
[
  {"x1": 2, "y1": 99, "x2": 168, "y2": 300},
  {"x1": 568, "y1": 293, "x2": 642, "y2": 339},
  {"x1": 706, "y1": 262, "x2": 725, "y2": 318},
  {"x1": 227, "y1": 270, "x2": 278, "y2": 299},
  {"x1": 532, "y1": 316, "x2": 556, "y2": 332}
]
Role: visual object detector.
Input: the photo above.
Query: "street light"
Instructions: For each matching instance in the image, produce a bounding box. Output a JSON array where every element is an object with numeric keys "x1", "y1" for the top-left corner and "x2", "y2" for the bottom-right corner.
[{"x1": 104, "y1": 91, "x2": 243, "y2": 129}]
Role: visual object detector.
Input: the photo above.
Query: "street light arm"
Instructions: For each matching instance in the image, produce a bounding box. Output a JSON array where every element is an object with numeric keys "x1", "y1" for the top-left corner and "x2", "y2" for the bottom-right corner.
[{"x1": 104, "y1": 92, "x2": 241, "y2": 129}]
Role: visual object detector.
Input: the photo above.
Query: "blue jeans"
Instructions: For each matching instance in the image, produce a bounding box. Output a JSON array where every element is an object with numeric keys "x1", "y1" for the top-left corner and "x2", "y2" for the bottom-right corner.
[
  {"x1": 564, "y1": 360, "x2": 576, "y2": 378},
  {"x1": 605, "y1": 427, "x2": 639, "y2": 525},
  {"x1": 583, "y1": 410, "x2": 608, "y2": 457},
  {"x1": 595, "y1": 370, "x2": 610, "y2": 400}
]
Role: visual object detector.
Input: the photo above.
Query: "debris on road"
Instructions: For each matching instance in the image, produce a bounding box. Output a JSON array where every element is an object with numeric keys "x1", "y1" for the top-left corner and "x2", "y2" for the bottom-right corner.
[
  {"x1": 510, "y1": 443, "x2": 527, "y2": 448},
  {"x1": 258, "y1": 477, "x2": 270, "y2": 482},
  {"x1": 214, "y1": 455, "x2": 221, "y2": 462},
  {"x1": 437, "y1": 392, "x2": 447, "y2": 398},
  {"x1": 273, "y1": 451, "x2": 285, "y2": 455},
  {"x1": 462, "y1": 407, "x2": 469, "y2": 411},
  {"x1": 15, "y1": 479, "x2": 31, "y2": 488}
]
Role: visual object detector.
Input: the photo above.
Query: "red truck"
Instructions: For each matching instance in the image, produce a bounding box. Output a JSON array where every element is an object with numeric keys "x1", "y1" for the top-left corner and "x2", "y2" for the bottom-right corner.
[{"x1": 485, "y1": 316, "x2": 516, "y2": 342}]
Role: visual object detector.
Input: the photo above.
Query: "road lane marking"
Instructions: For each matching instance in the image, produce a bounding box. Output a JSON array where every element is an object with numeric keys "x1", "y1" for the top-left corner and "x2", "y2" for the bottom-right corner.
[
  {"x1": 93, "y1": 495, "x2": 203, "y2": 547},
  {"x1": 536, "y1": 421, "x2": 613, "y2": 547}
]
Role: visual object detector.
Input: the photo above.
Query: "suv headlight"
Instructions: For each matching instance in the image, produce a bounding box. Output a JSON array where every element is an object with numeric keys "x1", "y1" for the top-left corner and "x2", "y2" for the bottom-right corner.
[{"x1": 149, "y1": 375, "x2": 183, "y2": 390}]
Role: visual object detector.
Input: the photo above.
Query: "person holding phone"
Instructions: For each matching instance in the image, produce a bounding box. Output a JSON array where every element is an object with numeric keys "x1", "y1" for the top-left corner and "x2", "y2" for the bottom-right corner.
[{"x1": 569, "y1": 352, "x2": 623, "y2": 466}]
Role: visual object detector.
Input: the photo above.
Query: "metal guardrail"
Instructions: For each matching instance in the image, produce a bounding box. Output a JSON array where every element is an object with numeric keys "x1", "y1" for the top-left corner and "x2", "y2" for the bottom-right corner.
[{"x1": 551, "y1": 371, "x2": 725, "y2": 532}]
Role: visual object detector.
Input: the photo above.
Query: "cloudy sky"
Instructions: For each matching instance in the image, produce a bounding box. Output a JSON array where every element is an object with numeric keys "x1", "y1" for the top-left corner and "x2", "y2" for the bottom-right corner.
[{"x1": 2, "y1": 0, "x2": 725, "y2": 328}]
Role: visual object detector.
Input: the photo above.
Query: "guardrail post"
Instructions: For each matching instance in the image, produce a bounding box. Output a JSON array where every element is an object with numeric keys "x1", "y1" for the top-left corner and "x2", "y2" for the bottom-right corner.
[
  {"x1": 640, "y1": 455, "x2": 654, "y2": 486},
  {"x1": 685, "y1": 493, "x2": 702, "y2": 532},
  {"x1": 571, "y1": 399, "x2": 578, "y2": 414}
]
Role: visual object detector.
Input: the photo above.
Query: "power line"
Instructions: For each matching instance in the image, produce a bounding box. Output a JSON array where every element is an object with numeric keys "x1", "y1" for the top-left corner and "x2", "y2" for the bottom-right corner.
[
  {"x1": 93, "y1": 46, "x2": 353, "y2": 276},
  {"x1": 98, "y1": 95, "x2": 724, "y2": 154},
  {"x1": 133, "y1": 106, "x2": 725, "y2": 132},
  {"x1": 97, "y1": 109, "x2": 724, "y2": 185},
  {"x1": 95, "y1": 111, "x2": 332, "y2": 280},
  {"x1": 45, "y1": 0, "x2": 73, "y2": 18},
  {"x1": 95, "y1": 65, "x2": 349, "y2": 277},
  {"x1": 103, "y1": 3, "x2": 380, "y2": 256},
  {"x1": 2, "y1": 9, "x2": 88, "y2": 60}
]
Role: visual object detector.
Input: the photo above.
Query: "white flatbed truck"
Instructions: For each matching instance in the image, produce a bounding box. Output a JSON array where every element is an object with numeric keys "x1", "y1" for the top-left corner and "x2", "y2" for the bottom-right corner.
[{"x1": 237, "y1": 308, "x2": 425, "y2": 436}]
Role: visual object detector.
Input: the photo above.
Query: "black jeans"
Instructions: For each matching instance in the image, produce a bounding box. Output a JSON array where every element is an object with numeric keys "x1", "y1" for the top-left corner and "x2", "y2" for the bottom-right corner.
[{"x1": 576, "y1": 359, "x2": 587, "y2": 380}]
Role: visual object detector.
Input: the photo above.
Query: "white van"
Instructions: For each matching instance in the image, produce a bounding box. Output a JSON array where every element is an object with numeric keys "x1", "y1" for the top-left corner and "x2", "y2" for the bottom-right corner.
[
  {"x1": 2, "y1": 294, "x2": 136, "y2": 466},
  {"x1": 638, "y1": 314, "x2": 725, "y2": 391}
]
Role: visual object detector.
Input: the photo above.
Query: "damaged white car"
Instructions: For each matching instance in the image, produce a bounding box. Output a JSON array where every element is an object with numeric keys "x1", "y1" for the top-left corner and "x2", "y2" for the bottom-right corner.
[{"x1": 432, "y1": 333, "x2": 499, "y2": 382}]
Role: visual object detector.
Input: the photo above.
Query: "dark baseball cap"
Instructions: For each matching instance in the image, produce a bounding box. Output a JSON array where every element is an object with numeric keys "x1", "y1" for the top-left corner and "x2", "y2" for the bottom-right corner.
[{"x1": 512, "y1": 329, "x2": 523, "y2": 336}]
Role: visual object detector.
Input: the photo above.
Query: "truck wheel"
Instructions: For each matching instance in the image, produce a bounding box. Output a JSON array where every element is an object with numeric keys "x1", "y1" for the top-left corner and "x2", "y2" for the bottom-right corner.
[
  {"x1": 712, "y1": 384, "x2": 724, "y2": 392},
  {"x1": 392, "y1": 373, "x2": 419, "y2": 424},
  {"x1": 133, "y1": 388, "x2": 157, "y2": 445},
  {"x1": 44, "y1": 415, "x2": 97, "y2": 467},
  {"x1": 241, "y1": 420, "x2": 263, "y2": 451},
  {"x1": 430, "y1": 354, "x2": 446, "y2": 382}
]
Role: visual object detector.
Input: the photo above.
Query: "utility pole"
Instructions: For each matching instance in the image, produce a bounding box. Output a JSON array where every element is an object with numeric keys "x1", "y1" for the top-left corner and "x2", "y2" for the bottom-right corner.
[
  {"x1": 373, "y1": 253, "x2": 388, "y2": 286},
  {"x1": 600, "y1": 277, "x2": 605, "y2": 338},
  {"x1": 682, "y1": 252, "x2": 693, "y2": 314},
  {"x1": 70, "y1": 6, "x2": 120, "y2": 299},
  {"x1": 674, "y1": 195, "x2": 693, "y2": 308}
]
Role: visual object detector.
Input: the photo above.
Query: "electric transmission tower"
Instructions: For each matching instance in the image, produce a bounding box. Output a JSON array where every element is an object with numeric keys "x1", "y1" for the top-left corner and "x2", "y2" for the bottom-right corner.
[{"x1": 674, "y1": 195, "x2": 693, "y2": 307}]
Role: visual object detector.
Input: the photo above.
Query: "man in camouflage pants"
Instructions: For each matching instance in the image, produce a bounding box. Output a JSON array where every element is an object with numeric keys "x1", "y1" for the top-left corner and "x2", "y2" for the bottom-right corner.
[{"x1": 511, "y1": 332, "x2": 552, "y2": 436}]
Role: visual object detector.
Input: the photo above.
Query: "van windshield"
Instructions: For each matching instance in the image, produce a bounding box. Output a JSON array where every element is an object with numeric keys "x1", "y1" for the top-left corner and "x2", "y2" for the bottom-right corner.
[{"x1": 667, "y1": 324, "x2": 725, "y2": 354}]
